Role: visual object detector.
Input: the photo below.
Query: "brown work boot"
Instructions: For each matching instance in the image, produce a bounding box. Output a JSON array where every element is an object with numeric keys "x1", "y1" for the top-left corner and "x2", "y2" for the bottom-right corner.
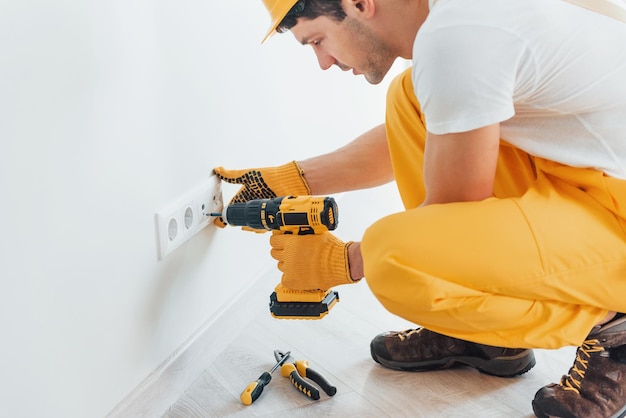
[
  {"x1": 532, "y1": 315, "x2": 626, "y2": 418},
  {"x1": 370, "y1": 328, "x2": 536, "y2": 377}
]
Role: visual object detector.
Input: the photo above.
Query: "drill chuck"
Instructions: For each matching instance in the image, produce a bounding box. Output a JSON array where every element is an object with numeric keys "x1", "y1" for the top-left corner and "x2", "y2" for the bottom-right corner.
[
  {"x1": 223, "y1": 196, "x2": 338, "y2": 234},
  {"x1": 225, "y1": 198, "x2": 274, "y2": 230}
]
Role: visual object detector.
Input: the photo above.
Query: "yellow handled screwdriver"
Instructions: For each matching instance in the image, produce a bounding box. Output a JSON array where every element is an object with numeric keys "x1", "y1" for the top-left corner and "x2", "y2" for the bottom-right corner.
[{"x1": 240, "y1": 351, "x2": 291, "y2": 405}]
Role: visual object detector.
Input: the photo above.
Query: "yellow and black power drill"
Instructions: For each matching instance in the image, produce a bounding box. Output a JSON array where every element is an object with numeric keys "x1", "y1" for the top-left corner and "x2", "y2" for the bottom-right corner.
[{"x1": 216, "y1": 195, "x2": 340, "y2": 320}]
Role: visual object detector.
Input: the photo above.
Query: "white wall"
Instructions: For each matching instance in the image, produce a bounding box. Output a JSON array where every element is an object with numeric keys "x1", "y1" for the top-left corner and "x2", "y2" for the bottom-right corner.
[{"x1": 0, "y1": 1, "x2": 405, "y2": 417}]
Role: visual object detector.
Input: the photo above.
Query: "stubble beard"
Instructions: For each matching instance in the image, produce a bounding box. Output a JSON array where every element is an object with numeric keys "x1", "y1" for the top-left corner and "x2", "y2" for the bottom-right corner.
[{"x1": 346, "y1": 17, "x2": 395, "y2": 85}]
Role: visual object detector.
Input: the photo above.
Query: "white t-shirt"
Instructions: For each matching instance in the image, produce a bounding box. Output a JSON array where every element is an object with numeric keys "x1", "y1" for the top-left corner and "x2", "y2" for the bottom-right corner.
[{"x1": 413, "y1": 0, "x2": 626, "y2": 179}]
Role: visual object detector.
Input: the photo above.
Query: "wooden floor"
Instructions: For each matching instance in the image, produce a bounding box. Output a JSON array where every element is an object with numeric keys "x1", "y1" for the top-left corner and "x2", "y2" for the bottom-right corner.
[{"x1": 162, "y1": 282, "x2": 577, "y2": 418}]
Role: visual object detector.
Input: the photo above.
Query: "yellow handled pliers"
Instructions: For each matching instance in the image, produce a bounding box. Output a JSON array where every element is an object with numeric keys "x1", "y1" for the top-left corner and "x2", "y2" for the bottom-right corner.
[{"x1": 274, "y1": 350, "x2": 337, "y2": 400}]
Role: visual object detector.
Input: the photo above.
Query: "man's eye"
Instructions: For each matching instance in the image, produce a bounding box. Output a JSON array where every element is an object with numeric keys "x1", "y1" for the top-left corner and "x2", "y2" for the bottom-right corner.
[{"x1": 311, "y1": 40, "x2": 321, "y2": 46}]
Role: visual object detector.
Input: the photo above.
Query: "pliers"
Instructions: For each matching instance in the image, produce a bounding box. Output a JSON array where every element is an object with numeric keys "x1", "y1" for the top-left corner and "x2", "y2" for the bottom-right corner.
[{"x1": 274, "y1": 350, "x2": 337, "y2": 400}]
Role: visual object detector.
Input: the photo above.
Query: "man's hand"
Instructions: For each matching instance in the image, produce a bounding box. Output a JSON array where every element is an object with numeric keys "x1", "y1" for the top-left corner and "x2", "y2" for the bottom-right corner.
[
  {"x1": 270, "y1": 232, "x2": 359, "y2": 291},
  {"x1": 213, "y1": 161, "x2": 311, "y2": 227}
]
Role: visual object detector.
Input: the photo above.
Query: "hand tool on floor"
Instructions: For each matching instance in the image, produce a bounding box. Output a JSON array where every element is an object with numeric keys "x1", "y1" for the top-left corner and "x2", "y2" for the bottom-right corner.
[
  {"x1": 240, "y1": 350, "x2": 291, "y2": 405},
  {"x1": 211, "y1": 195, "x2": 340, "y2": 320},
  {"x1": 275, "y1": 350, "x2": 337, "y2": 400}
]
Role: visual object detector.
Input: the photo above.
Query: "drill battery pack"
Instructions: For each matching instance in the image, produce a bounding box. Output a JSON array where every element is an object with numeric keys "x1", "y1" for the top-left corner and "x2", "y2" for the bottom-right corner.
[{"x1": 269, "y1": 284, "x2": 339, "y2": 320}]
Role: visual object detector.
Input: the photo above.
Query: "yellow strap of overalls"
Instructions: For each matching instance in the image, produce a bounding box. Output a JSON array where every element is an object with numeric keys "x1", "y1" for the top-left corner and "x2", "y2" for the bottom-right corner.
[
  {"x1": 430, "y1": 0, "x2": 626, "y2": 23},
  {"x1": 560, "y1": 0, "x2": 626, "y2": 23}
]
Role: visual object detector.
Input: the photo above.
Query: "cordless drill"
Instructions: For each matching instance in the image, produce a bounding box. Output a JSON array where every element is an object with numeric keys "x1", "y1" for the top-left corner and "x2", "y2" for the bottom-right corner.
[{"x1": 219, "y1": 195, "x2": 340, "y2": 320}]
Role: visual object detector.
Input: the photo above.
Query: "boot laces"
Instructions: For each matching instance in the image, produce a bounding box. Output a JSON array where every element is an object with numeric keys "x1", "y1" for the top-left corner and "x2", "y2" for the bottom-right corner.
[
  {"x1": 560, "y1": 338, "x2": 605, "y2": 394},
  {"x1": 397, "y1": 329, "x2": 421, "y2": 342}
]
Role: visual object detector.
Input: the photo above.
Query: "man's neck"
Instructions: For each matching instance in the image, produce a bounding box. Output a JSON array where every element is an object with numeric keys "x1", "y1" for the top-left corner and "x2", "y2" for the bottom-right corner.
[{"x1": 396, "y1": 0, "x2": 430, "y2": 59}]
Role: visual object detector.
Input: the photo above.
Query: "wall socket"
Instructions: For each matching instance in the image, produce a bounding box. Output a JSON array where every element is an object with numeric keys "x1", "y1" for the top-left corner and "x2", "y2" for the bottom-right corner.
[{"x1": 155, "y1": 174, "x2": 223, "y2": 260}]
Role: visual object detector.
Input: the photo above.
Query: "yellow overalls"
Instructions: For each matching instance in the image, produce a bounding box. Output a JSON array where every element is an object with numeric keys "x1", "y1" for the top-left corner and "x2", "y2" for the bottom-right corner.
[{"x1": 361, "y1": 67, "x2": 626, "y2": 349}]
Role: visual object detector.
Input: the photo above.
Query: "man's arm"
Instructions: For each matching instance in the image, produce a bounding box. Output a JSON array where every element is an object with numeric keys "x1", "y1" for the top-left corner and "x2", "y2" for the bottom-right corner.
[
  {"x1": 297, "y1": 124, "x2": 394, "y2": 195},
  {"x1": 422, "y1": 123, "x2": 500, "y2": 205},
  {"x1": 348, "y1": 123, "x2": 501, "y2": 282}
]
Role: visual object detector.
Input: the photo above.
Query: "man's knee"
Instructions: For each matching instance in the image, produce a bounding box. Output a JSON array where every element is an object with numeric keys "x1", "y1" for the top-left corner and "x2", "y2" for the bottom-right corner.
[{"x1": 361, "y1": 216, "x2": 407, "y2": 306}]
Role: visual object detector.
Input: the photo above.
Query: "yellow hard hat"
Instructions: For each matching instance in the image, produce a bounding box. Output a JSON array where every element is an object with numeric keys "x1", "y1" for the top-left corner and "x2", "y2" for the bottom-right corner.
[{"x1": 261, "y1": 0, "x2": 300, "y2": 43}]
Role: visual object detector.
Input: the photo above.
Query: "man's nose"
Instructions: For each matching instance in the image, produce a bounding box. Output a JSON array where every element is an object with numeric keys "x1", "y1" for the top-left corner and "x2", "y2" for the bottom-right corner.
[{"x1": 314, "y1": 48, "x2": 335, "y2": 71}]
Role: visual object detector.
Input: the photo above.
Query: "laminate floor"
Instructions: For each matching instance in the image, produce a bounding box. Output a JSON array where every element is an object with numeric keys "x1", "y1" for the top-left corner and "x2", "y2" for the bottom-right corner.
[{"x1": 163, "y1": 281, "x2": 576, "y2": 418}]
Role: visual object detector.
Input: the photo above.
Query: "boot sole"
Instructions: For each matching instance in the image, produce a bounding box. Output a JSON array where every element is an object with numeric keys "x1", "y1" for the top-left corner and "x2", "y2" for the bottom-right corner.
[
  {"x1": 371, "y1": 346, "x2": 536, "y2": 378},
  {"x1": 532, "y1": 399, "x2": 626, "y2": 418}
]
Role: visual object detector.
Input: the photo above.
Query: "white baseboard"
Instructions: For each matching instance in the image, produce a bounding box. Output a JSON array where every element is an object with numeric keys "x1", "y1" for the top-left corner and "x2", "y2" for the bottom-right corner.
[{"x1": 106, "y1": 265, "x2": 274, "y2": 418}]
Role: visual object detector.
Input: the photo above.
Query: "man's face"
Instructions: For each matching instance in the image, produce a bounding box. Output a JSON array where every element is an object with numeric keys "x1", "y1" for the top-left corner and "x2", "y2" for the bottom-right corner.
[{"x1": 290, "y1": 14, "x2": 395, "y2": 85}]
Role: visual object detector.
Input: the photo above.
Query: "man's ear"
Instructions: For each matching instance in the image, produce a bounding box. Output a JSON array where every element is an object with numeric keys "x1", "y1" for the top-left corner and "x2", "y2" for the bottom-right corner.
[{"x1": 345, "y1": 0, "x2": 376, "y2": 18}]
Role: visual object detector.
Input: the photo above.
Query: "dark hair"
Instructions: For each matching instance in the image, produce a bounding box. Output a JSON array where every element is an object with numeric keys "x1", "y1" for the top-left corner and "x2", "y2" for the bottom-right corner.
[{"x1": 277, "y1": 0, "x2": 347, "y2": 33}]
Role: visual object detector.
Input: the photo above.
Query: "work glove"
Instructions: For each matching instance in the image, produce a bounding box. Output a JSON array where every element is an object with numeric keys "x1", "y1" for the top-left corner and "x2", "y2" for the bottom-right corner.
[
  {"x1": 270, "y1": 232, "x2": 359, "y2": 291},
  {"x1": 213, "y1": 161, "x2": 311, "y2": 228}
]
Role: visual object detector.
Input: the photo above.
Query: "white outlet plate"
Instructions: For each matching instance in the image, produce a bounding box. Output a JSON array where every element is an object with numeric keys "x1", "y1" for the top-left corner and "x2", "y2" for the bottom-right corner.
[{"x1": 155, "y1": 174, "x2": 223, "y2": 260}]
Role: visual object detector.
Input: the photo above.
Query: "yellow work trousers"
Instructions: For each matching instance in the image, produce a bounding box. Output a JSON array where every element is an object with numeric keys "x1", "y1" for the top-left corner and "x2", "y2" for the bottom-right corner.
[{"x1": 361, "y1": 67, "x2": 626, "y2": 349}]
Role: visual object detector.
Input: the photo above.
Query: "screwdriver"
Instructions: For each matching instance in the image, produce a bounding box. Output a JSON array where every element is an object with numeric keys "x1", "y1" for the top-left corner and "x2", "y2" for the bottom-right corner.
[{"x1": 240, "y1": 351, "x2": 291, "y2": 405}]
